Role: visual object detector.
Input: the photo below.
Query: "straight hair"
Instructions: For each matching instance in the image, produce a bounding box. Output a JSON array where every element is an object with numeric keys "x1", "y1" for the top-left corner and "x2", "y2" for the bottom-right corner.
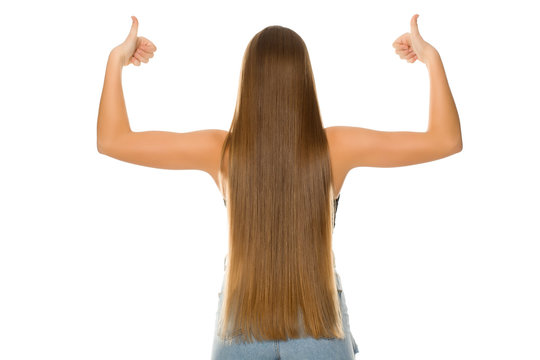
[{"x1": 217, "y1": 25, "x2": 344, "y2": 343}]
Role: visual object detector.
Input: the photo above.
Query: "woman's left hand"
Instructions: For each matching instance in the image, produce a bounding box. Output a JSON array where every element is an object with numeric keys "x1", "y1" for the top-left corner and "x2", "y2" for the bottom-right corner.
[{"x1": 112, "y1": 16, "x2": 157, "y2": 67}]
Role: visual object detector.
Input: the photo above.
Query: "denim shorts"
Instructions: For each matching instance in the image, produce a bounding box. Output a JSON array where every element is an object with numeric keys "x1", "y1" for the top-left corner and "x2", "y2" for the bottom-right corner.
[{"x1": 211, "y1": 256, "x2": 359, "y2": 360}]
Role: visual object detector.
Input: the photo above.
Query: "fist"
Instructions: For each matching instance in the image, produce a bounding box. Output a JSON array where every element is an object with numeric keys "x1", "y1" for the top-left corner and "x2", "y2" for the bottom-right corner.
[
  {"x1": 392, "y1": 14, "x2": 436, "y2": 65},
  {"x1": 112, "y1": 16, "x2": 157, "y2": 67}
]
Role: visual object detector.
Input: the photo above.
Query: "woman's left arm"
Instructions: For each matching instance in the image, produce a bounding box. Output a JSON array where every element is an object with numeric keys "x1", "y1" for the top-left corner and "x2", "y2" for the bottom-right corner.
[
  {"x1": 96, "y1": 50, "x2": 131, "y2": 150},
  {"x1": 96, "y1": 17, "x2": 225, "y2": 177},
  {"x1": 97, "y1": 15, "x2": 157, "y2": 150}
]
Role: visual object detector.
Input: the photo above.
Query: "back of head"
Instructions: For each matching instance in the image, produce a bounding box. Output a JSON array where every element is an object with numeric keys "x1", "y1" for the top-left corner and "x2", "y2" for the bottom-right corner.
[{"x1": 217, "y1": 25, "x2": 343, "y2": 343}]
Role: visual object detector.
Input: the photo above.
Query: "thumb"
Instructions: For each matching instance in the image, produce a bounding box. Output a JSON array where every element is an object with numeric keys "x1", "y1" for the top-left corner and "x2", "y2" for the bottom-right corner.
[
  {"x1": 127, "y1": 16, "x2": 138, "y2": 40},
  {"x1": 410, "y1": 14, "x2": 421, "y2": 37}
]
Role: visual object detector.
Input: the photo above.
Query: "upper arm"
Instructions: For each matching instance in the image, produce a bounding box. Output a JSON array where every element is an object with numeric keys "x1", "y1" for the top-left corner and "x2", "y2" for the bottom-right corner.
[
  {"x1": 327, "y1": 126, "x2": 461, "y2": 171},
  {"x1": 97, "y1": 129, "x2": 227, "y2": 175}
]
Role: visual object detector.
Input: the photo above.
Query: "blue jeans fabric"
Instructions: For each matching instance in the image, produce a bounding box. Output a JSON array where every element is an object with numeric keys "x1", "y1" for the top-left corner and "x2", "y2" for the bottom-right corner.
[{"x1": 211, "y1": 256, "x2": 359, "y2": 359}]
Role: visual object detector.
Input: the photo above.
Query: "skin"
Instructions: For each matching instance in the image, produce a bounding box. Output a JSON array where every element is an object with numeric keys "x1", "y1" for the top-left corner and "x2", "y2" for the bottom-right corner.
[{"x1": 97, "y1": 14, "x2": 462, "y2": 199}]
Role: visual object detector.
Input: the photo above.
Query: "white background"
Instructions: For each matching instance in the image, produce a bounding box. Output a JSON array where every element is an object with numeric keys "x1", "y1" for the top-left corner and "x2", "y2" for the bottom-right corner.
[{"x1": 1, "y1": 0, "x2": 538, "y2": 359}]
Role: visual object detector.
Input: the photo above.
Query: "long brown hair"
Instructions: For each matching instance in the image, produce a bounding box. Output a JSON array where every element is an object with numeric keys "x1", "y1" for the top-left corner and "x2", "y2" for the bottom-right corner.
[{"x1": 217, "y1": 25, "x2": 343, "y2": 343}]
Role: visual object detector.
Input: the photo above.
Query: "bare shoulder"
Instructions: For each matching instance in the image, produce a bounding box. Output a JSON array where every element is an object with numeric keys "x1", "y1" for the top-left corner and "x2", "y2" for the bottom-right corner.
[{"x1": 214, "y1": 125, "x2": 459, "y2": 198}]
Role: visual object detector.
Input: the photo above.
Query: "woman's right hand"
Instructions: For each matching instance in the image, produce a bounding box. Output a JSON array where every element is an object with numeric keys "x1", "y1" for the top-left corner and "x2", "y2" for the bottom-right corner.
[{"x1": 392, "y1": 14, "x2": 437, "y2": 65}]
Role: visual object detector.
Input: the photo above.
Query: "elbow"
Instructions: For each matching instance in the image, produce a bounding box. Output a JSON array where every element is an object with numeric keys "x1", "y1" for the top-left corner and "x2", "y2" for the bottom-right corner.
[
  {"x1": 455, "y1": 136, "x2": 463, "y2": 153},
  {"x1": 439, "y1": 136, "x2": 462, "y2": 157},
  {"x1": 97, "y1": 138, "x2": 110, "y2": 155},
  {"x1": 449, "y1": 137, "x2": 463, "y2": 154}
]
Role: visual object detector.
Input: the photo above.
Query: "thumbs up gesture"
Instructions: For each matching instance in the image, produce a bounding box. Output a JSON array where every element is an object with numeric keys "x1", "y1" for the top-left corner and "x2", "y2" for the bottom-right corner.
[
  {"x1": 112, "y1": 16, "x2": 157, "y2": 67},
  {"x1": 392, "y1": 14, "x2": 437, "y2": 65}
]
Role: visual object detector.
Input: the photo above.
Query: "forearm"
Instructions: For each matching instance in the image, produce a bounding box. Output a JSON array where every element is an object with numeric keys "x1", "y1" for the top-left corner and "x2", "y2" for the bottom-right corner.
[
  {"x1": 97, "y1": 50, "x2": 132, "y2": 151},
  {"x1": 425, "y1": 50, "x2": 463, "y2": 150}
]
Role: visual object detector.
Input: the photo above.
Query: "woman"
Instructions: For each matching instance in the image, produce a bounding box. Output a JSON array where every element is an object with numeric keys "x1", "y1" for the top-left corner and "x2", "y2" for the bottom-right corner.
[{"x1": 97, "y1": 14, "x2": 462, "y2": 360}]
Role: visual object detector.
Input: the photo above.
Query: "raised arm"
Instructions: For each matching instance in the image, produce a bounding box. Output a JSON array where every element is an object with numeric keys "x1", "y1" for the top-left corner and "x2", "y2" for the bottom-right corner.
[
  {"x1": 425, "y1": 49, "x2": 462, "y2": 148},
  {"x1": 328, "y1": 14, "x2": 462, "y2": 173},
  {"x1": 96, "y1": 17, "x2": 226, "y2": 183}
]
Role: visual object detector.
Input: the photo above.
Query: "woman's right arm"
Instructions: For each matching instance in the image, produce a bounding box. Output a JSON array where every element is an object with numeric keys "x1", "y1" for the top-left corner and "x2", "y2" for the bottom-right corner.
[
  {"x1": 327, "y1": 14, "x2": 462, "y2": 171},
  {"x1": 425, "y1": 48, "x2": 463, "y2": 150}
]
